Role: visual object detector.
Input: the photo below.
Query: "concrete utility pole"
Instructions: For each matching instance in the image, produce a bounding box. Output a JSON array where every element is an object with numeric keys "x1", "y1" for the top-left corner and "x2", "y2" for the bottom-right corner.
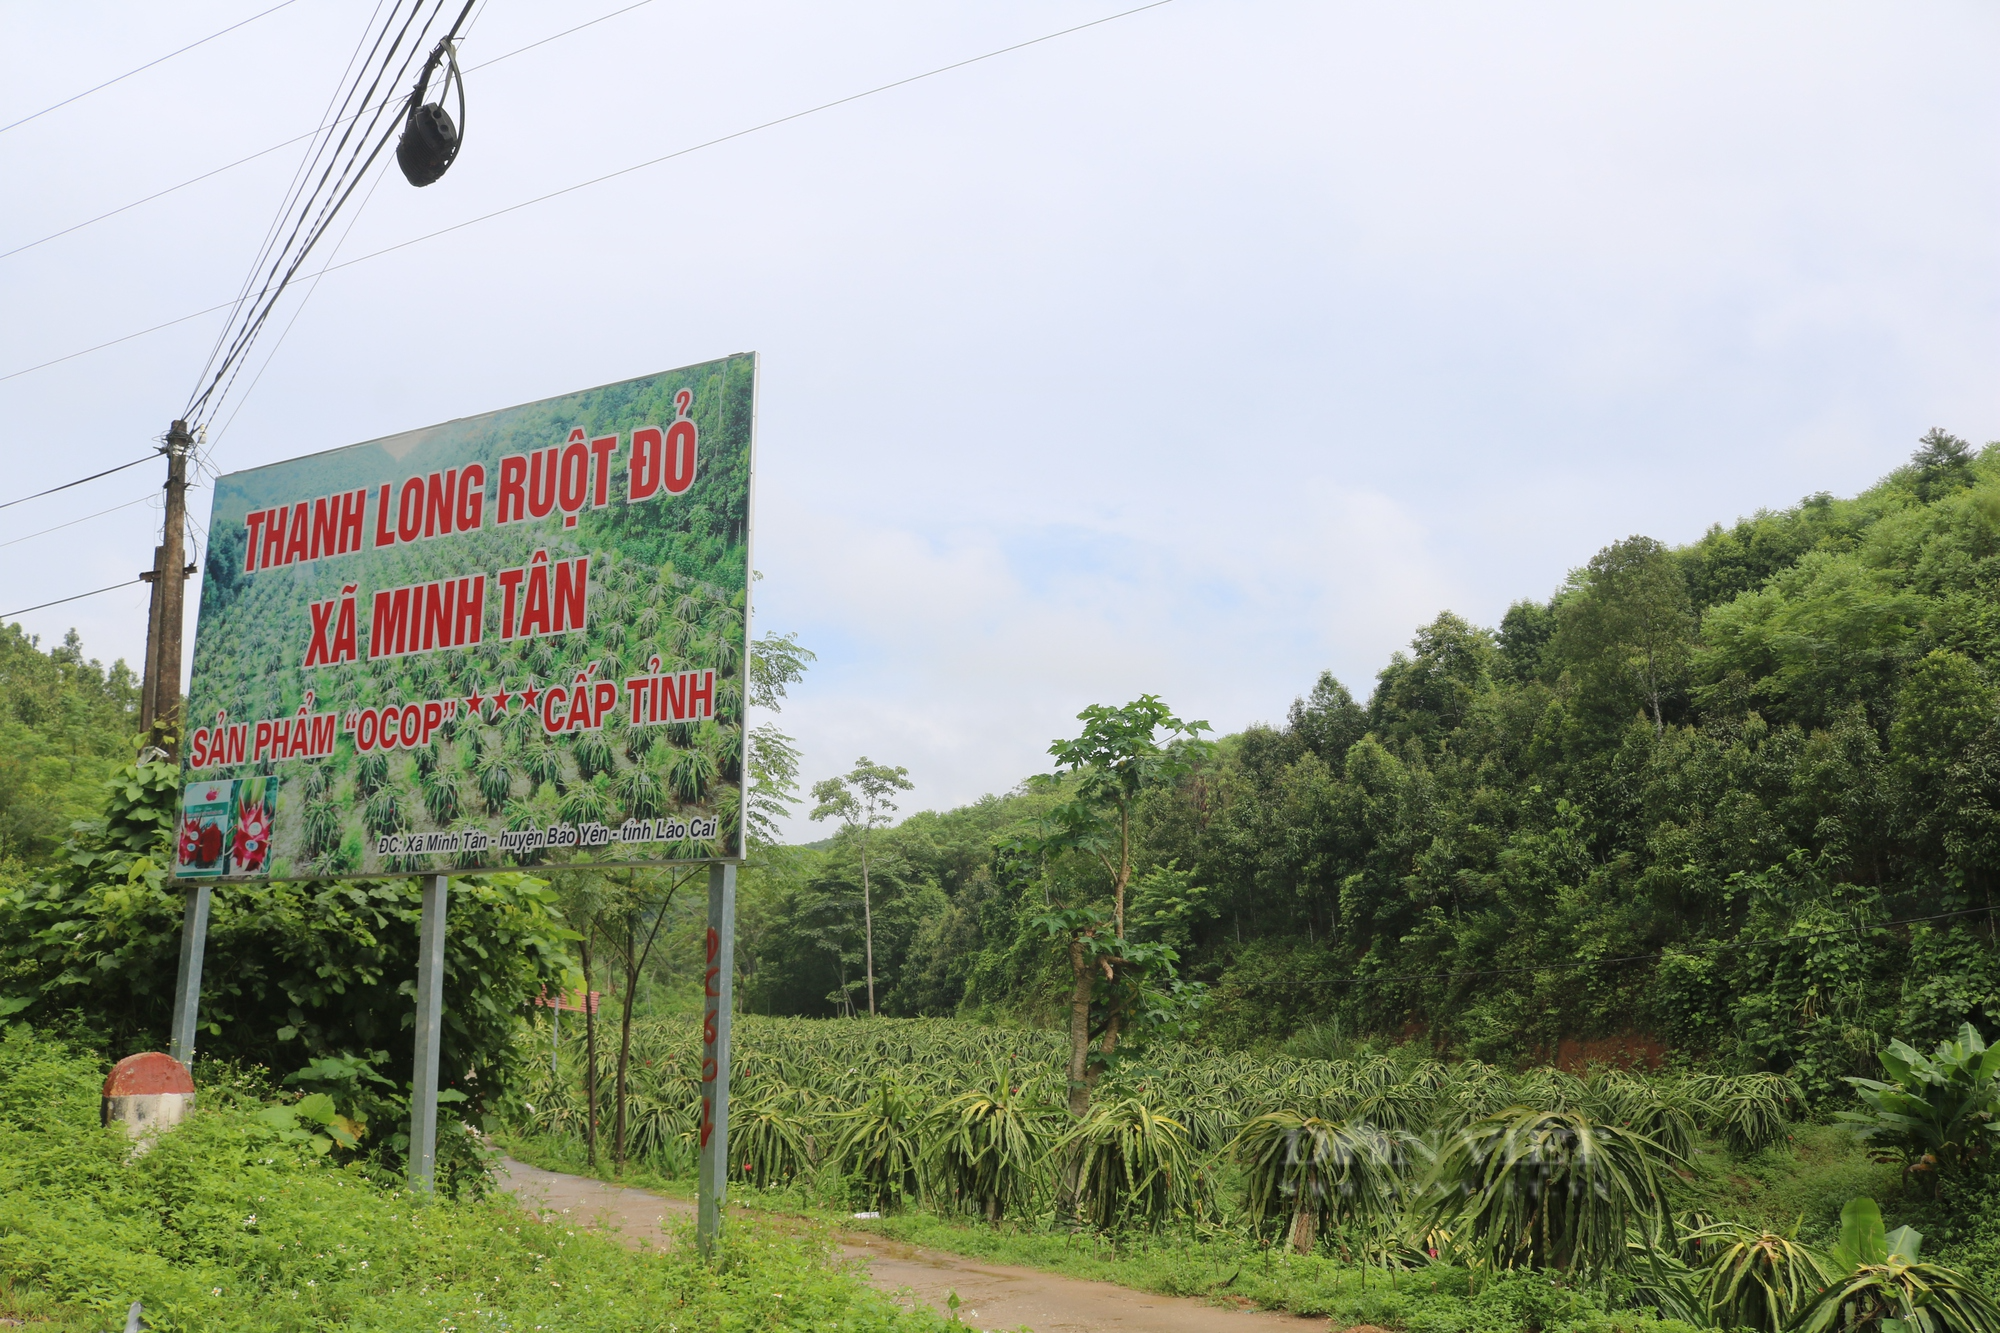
[{"x1": 139, "y1": 420, "x2": 194, "y2": 757}]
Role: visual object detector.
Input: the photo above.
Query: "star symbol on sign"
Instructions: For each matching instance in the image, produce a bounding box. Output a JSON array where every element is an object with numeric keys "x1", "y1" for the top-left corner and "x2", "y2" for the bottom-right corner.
[
  {"x1": 465, "y1": 689, "x2": 484, "y2": 716},
  {"x1": 491, "y1": 689, "x2": 512, "y2": 711},
  {"x1": 520, "y1": 685, "x2": 542, "y2": 710}
]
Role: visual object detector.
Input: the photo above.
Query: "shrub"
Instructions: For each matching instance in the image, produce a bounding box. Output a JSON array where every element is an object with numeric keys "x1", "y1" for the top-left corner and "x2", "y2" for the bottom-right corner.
[
  {"x1": 1791, "y1": 1199, "x2": 2000, "y2": 1333},
  {"x1": 1837, "y1": 1024, "x2": 2000, "y2": 1193},
  {"x1": 921, "y1": 1070, "x2": 1054, "y2": 1224}
]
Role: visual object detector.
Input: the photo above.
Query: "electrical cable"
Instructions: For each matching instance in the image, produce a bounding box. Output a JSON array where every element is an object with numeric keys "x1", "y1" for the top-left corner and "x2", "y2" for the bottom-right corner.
[
  {"x1": 1, "y1": 0, "x2": 1179, "y2": 390},
  {"x1": 207, "y1": 152, "x2": 397, "y2": 450},
  {"x1": 1245, "y1": 904, "x2": 2000, "y2": 990},
  {"x1": 186, "y1": 0, "x2": 454, "y2": 426},
  {"x1": 202, "y1": 2, "x2": 492, "y2": 462},
  {"x1": 187, "y1": 0, "x2": 479, "y2": 429},
  {"x1": 189, "y1": 0, "x2": 395, "y2": 404},
  {"x1": 1, "y1": 579, "x2": 146, "y2": 620},
  {"x1": 0, "y1": 0, "x2": 660, "y2": 265},
  {"x1": 0, "y1": 0, "x2": 305, "y2": 136},
  {"x1": 0, "y1": 456, "x2": 155, "y2": 511},
  {"x1": 0, "y1": 494, "x2": 157, "y2": 550}
]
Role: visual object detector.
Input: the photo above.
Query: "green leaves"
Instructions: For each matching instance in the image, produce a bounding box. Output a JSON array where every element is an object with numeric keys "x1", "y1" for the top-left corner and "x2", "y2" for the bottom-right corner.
[
  {"x1": 1230, "y1": 1111, "x2": 1401, "y2": 1253},
  {"x1": 1791, "y1": 1197, "x2": 2000, "y2": 1333},
  {"x1": 1055, "y1": 1096, "x2": 1201, "y2": 1231},
  {"x1": 922, "y1": 1067, "x2": 1056, "y2": 1223},
  {"x1": 1682, "y1": 1219, "x2": 1830, "y2": 1333},
  {"x1": 1837, "y1": 1024, "x2": 2000, "y2": 1191},
  {"x1": 830, "y1": 1079, "x2": 924, "y2": 1212},
  {"x1": 1421, "y1": 1107, "x2": 1675, "y2": 1277}
]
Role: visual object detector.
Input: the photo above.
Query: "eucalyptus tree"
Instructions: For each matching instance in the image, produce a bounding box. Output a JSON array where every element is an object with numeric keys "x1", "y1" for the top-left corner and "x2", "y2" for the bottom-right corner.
[{"x1": 810, "y1": 757, "x2": 913, "y2": 1015}]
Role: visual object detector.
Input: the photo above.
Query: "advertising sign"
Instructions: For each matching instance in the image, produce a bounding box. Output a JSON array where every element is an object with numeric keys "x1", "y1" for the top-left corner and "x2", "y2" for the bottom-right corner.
[{"x1": 175, "y1": 353, "x2": 755, "y2": 881}]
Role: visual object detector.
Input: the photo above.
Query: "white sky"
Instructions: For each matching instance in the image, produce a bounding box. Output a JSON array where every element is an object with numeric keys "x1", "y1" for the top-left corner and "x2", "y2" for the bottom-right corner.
[{"x1": 2, "y1": 1, "x2": 1995, "y2": 840}]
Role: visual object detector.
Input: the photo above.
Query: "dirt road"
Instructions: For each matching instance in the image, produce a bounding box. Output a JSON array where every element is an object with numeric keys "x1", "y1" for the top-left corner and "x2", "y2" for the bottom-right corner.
[{"x1": 497, "y1": 1156, "x2": 1320, "y2": 1333}]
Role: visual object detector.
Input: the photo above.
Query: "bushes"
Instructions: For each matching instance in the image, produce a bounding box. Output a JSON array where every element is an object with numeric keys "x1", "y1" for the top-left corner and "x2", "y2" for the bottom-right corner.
[
  {"x1": 0, "y1": 754, "x2": 573, "y2": 1181},
  {"x1": 0, "y1": 1023, "x2": 949, "y2": 1332},
  {"x1": 1234, "y1": 1112, "x2": 1400, "y2": 1254},
  {"x1": 1058, "y1": 1098, "x2": 1201, "y2": 1231}
]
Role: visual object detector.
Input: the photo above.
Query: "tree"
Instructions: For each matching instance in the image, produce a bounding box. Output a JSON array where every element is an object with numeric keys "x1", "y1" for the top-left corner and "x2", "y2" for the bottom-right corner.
[
  {"x1": 1911, "y1": 428, "x2": 1976, "y2": 503},
  {"x1": 588, "y1": 865, "x2": 698, "y2": 1173},
  {"x1": 1031, "y1": 695, "x2": 1209, "y2": 1116},
  {"x1": 1555, "y1": 535, "x2": 1694, "y2": 733},
  {"x1": 809, "y1": 757, "x2": 913, "y2": 1016},
  {"x1": 745, "y1": 628, "x2": 815, "y2": 847},
  {"x1": 1285, "y1": 671, "x2": 1366, "y2": 766}
]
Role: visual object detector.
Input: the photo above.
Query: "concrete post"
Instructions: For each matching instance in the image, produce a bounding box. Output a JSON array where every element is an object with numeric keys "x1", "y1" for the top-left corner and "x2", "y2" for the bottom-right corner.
[
  {"x1": 408, "y1": 875, "x2": 448, "y2": 1192},
  {"x1": 697, "y1": 862, "x2": 736, "y2": 1255},
  {"x1": 167, "y1": 885, "x2": 211, "y2": 1065}
]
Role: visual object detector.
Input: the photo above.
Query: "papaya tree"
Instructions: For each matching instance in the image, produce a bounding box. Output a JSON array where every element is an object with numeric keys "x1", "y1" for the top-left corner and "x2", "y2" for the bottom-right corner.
[{"x1": 1021, "y1": 696, "x2": 1209, "y2": 1116}]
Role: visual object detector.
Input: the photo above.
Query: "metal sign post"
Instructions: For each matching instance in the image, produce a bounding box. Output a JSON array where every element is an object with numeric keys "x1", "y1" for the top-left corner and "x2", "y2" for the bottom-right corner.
[
  {"x1": 408, "y1": 875, "x2": 449, "y2": 1192},
  {"x1": 166, "y1": 885, "x2": 212, "y2": 1065},
  {"x1": 696, "y1": 862, "x2": 736, "y2": 1255}
]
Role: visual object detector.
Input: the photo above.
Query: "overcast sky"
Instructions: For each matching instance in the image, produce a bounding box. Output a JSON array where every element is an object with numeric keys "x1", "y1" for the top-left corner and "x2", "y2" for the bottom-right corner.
[{"x1": 2, "y1": 1, "x2": 1995, "y2": 838}]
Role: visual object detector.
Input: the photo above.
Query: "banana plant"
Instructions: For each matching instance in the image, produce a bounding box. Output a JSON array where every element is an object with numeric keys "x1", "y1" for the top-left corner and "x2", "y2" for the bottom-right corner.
[
  {"x1": 1791, "y1": 1199, "x2": 2000, "y2": 1333},
  {"x1": 1837, "y1": 1024, "x2": 2000, "y2": 1192}
]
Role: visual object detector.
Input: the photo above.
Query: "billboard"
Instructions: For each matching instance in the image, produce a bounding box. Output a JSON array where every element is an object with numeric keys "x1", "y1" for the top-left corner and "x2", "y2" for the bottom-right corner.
[{"x1": 175, "y1": 353, "x2": 755, "y2": 881}]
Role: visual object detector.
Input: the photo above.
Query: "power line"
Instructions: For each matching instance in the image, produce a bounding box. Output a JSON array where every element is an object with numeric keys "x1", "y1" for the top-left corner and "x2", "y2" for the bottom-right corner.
[
  {"x1": 2, "y1": 579, "x2": 146, "y2": 620},
  {"x1": 0, "y1": 0, "x2": 305, "y2": 136},
  {"x1": 1244, "y1": 905, "x2": 1999, "y2": 990},
  {"x1": 0, "y1": 1, "x2": 1179, "y2": 390},
  {"x1": 0, "y1": 456, "x2": 155, "y2": 511},
  {"x1": 208, "y1": 152, "x2": 397, "y2": 450},
  {"x1": 0, "y1": 0, "x2": 662, "y2": 265},
  {"x1": 187, "y1": 0, "x2": 457, "y2": 427},
  {"x1": 0, "y1": 494, "x2": 157, "y2": 550}
]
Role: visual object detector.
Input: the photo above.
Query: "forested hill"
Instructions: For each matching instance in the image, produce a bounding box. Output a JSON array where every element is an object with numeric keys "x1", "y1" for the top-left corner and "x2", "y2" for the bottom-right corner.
[
  {"x1": 0, "y1": 625, "x2": 138, "y2": 860},
  {"x1": 743, "y1": 430, "x2": 2000, "y2": 1099}
]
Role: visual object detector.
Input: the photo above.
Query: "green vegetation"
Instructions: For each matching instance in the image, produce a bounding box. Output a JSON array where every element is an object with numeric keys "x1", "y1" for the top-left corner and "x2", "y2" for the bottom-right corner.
[
  {"x1": 0, "y1": 1022, "x2": 951, "y2": 1332},
  {"x1": 503, "y1": 1011, "x2": 2000, "y2": 1328},
  {"x1": 737, "y1": 434, "x2": 2000, "y2": 1113},
  {"x1": 0, "y1": 751, "x2": 569, "y2": 1188},
  {"x1": 0, "y1": 624, "x2": 138, "y2": 861}
]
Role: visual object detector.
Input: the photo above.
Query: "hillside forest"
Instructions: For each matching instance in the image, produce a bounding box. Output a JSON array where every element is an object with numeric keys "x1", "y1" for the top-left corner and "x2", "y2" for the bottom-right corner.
[{"x1": 741, "y1": 431, "x2": 2000, "y2": 1101}]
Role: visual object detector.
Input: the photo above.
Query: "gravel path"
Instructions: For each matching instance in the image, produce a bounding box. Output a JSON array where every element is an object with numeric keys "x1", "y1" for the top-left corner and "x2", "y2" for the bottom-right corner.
[{"x1": 496, "y1": 1156, "x2": 1322, "y2": 1333}]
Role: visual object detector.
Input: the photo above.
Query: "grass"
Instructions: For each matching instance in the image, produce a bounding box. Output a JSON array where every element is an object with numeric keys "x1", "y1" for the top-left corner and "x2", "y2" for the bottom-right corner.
[
  {"x1": 1675, "y1": 1125, "x2": 1900, "y2": 1247},
  {"x1": 0, "y1": 1023, "x2": 951, "y2": 1333}
]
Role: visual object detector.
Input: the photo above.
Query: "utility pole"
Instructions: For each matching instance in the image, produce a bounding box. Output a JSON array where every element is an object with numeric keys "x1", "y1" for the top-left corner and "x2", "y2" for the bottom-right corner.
[{"x1": 139, "y1": 421, "x2": 194, "y2": 757}]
